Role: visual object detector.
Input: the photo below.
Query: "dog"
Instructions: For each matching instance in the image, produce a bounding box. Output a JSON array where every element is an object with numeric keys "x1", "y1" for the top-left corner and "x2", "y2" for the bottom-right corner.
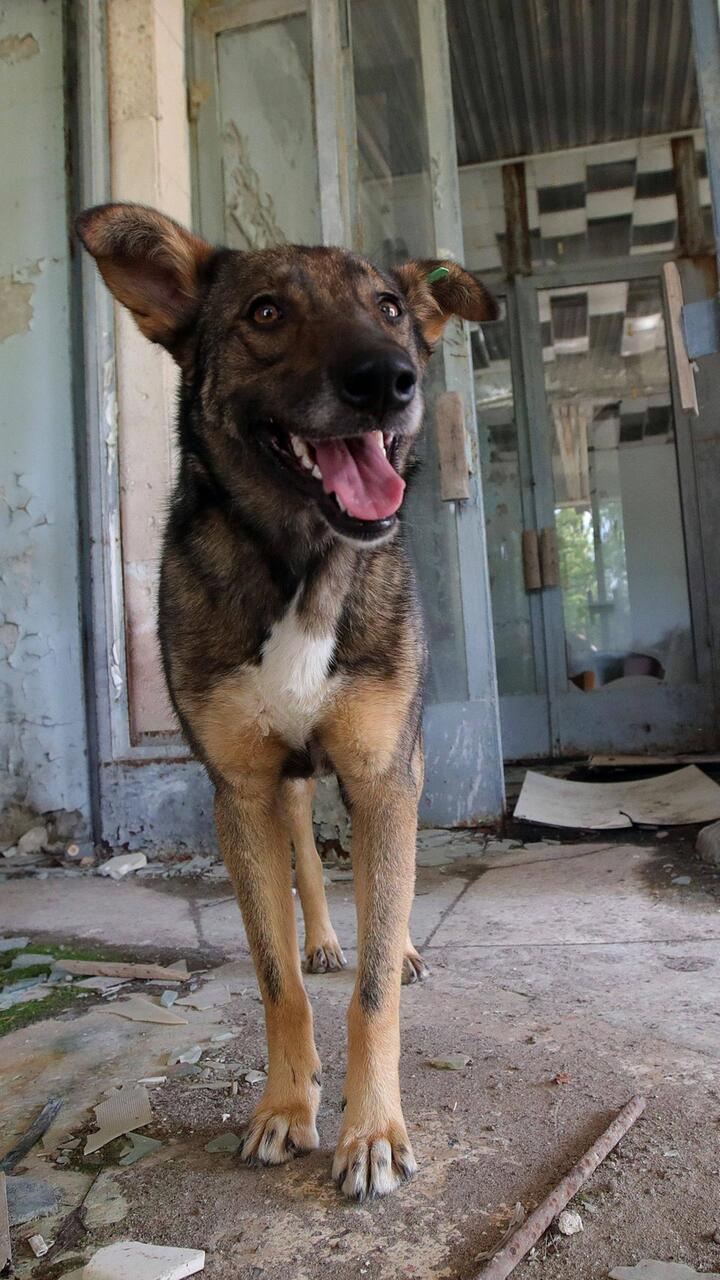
[{"x1": 77, "y1": 202, "x2": 497, "y2": 1199}]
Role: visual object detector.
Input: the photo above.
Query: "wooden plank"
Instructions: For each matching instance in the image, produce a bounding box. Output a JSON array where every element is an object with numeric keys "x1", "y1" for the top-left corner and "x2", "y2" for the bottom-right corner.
[
  {"x1": 435, "y1": 392, "x2": 470, "y2": 500},
  {"x1": 54, "y1": 960, "x2": 189, "y2": 982},
  {"x1": 590, "y1": 751, "x2": 720, "y2": 768},
  {"x1": 665, "y1": 261, "x2": 700, "y2": 414}
]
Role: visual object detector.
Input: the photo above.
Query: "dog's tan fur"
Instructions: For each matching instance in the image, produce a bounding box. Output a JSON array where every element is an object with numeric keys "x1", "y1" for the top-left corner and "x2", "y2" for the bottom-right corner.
[{"x1": 76, "y1": 202, "x2": 496, "y2": 1198}]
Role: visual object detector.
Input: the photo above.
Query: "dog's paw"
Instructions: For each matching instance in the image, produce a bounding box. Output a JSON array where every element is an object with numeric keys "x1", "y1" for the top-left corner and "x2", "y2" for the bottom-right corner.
[
  {"x1": 304, "y1": 935, "x2": 347, "y2": 974},
  {"x1": 332, "y1": 1126, "x2": 417, "y2": 1200},
  {"x1": 402, "y1": 943, "x2": 429, "y2": 985},
  {"x1": 240, "y1": 1103, "x2": 319, "y2": 1166}
]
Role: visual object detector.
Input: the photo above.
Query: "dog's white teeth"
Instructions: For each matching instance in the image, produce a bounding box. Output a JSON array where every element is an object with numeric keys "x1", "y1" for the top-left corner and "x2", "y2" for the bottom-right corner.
[
  {"x1": 311, "y1": 464, "x2": 322, "y2": 479},
  {"x1": 335, "y1": 495, "x2": 347, "y2": 513},
  {"x1": 372, "y1": 429, "x2": 386, "y2": 456},
  {"x1": 291, "y1": 435, "x2": 315, "y2": 469}
]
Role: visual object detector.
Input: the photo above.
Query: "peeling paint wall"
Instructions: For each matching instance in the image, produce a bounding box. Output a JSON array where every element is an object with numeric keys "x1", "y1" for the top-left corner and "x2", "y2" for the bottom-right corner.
[{"x1": 0, "y1": 1, "x2": 90, "y2": 832}]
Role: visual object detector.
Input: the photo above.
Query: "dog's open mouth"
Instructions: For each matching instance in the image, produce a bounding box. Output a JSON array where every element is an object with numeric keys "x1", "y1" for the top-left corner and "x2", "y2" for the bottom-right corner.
[{"x1": 268, "y1": 429, "x2": 405, "y2": 527}]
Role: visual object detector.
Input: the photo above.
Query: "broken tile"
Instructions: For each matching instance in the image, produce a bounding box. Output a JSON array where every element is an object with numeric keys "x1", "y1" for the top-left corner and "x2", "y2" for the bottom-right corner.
[
  {"x1": 0, "y1": 936, "x2": 29, "y2": 952},
  {"x1": 72, "y1": 1241, "x2": 205, "y2": 1280},
  {"x1": 6, "y1": 1176, "x2": 60, "y2": 1226},
  {"x1": 10, "y1": 952, "x2": 55, "y2": 969},
  {"x1": 160, "y1": 990, "x2": 178, "y2": 1008},
  {"x1": 170, "y1": 1045, "x2": 203, "y2": 1066},
  {"x1": 243, "y1": 1070, "x2": 266, "y2": 1085},
  {"x1": 205, "y1": 1133, "x2": 241, "y2": 1154},
  {"x1": 75, "y1": 976, "x2": 127, "y2": 993},
  {"x1": 176, "y1": 983, "x2": 230, "y2": 1011},
  {"x1": 426, "y1": 1055, "x2": 472, "y2": 1071},
  {"x1": 84, "y1": 1085, "x2": 153, "y2": 1155},
  {"x1": 81, "y1": 1170, "x2": 128, "y2": 1228},
  {"x1": 119, "y1": 1134, "x2": 163, "y2": 1166},
  {"x1": 108, "y1": 997, "x2": 188, "y2": 1026}
]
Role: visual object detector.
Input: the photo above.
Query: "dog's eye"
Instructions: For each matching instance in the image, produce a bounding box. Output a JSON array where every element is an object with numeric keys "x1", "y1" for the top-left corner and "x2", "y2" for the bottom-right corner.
[
  {"x1": 378, "y1": 296, "x2": 402, "y2": 320},
  {"x1": 250, "y1": 297, "x2": 283, "y2": 328}
]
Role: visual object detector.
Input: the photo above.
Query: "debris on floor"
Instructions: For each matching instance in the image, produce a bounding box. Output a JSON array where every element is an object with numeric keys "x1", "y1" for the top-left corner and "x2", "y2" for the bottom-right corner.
[
  {"x1": 108, "y1": 996, "x2": 189, "y2": 1026},
  {"x1": 54, "y1": 959, "x2": 189, "y2": 982},
  {"x1": 84, "y1": 1085, "x2": 153, "y2": 1155},
  {"x1": 205, "y1": 1133, "x2": 241, "y2": 1154},
  {"x1": 0, "y1": 1097, "x2": 64, "y2": 1172},
  {"x1": 6, "y1": 1175, "x2": 61, "y2": 1226},
  {"x1": 697, "y1": 820, "x2": 720, "y2": 867},
  {"x1": 61, "y1": 1240, "x2": 206, "y2": 1280},
  {"x1": 556, "y1": 1208, "x2": 583, "y2": 1235},
  {"x1": 515, "y1": 765, "x2": 720, "y2": 829},
  {"x1": 119, "y1": 1134, "x2": 163, "y2": 1166},
  {"x1": 27, "y1": 1231, "x2": 51, "y2": 1257},
  {"x1": 474, "y1": 1096, "x2": 645, "y2": 1278},
  {"x1": 81, "y1": 1170, "x2": 129, "y2": 1228},
  {"x1": 609, "y1": 1266, "x2": 720, "y2": 1280},
  {"x1": 0, "y1": 1174, "x2": 10, "y2": 1271},
  {"x1": 98, "y1": 852, "x2": 148, "y2": 880},
  {"x1": 426, "y1": 1054, "x2": 472, "y2": 1071}
]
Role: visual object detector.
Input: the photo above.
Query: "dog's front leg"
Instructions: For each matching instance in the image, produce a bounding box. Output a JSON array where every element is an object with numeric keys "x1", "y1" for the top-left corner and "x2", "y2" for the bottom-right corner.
[
  {"x1": 331, "y1": 768, "x2": 419, "y2": 1199},
  {"x1": 215, "y1": 779, "x2": 321, "y2": 1164}
]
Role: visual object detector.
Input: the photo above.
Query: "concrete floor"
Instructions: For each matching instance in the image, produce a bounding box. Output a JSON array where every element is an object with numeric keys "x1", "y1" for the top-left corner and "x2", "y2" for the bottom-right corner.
[{"x1": 2, "y1": 833, "x2": 720, "y2": 1279}]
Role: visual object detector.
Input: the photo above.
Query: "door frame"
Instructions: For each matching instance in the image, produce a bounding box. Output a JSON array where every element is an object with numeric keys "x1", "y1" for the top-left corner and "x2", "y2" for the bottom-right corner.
[
  {"x1": 189, "y1": 0, "x2": 505, "y2": 825},
  {"x1": 496, "y1": 252, "x2": 719, "y2": 758}
]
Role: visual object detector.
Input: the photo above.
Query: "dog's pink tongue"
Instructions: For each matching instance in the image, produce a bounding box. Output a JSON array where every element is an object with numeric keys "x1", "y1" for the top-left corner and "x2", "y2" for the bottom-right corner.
[{"x1": 312, "y1": 435, "x2": 405, "y2": 521}]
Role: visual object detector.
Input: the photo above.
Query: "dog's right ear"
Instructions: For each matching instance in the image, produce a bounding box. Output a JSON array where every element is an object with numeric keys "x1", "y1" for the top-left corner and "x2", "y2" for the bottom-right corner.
[{"x1": 75, "y1": 202, "x2": 215, "y2": 357}]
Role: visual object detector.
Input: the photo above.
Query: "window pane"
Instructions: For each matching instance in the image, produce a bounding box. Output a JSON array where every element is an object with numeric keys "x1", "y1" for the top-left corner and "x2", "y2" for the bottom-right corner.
[
  {"x1": 217, "y1": 15, "x2": 321, "y2": 248},
  {"x1": 540, "y1": 278, "x2": 696, "y2": 689}
]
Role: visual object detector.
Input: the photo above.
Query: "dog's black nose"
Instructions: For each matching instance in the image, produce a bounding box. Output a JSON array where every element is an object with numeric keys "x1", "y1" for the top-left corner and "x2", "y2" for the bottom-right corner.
[{"x1": 337, "y1": 349, "x2": 416, "y2": 414}]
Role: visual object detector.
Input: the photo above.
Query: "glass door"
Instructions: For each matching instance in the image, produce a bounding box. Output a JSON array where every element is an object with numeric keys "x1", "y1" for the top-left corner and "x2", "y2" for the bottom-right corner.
[{"x1": 477, "y1": 263, "x2": 719, "y2": 758}]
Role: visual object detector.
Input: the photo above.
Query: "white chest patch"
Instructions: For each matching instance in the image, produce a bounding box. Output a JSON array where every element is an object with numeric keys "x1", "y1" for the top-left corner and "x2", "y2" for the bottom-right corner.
[{"x1": 243, "y1": 596, "x2": 339, "y2": 745}]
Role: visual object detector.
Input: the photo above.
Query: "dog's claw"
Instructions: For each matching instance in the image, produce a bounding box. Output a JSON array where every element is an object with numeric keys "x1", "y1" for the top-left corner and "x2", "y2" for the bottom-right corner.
[
  {"x1": 304, "y1": 939, "x2": 347, "y2": 974},
  {"x1": 402, "y1": 947, "x2": 429, "y2": 985},
  {"x1": 332, "y1": 1131, "x2": 417, "y2": 1200},
  {"x1": 240, "y1": 1106, "x2": 319, "y2": 1166}
]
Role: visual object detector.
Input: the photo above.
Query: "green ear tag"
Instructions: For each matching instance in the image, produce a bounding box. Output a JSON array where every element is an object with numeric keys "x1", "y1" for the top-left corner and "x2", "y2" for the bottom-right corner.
[{"x1": 426, "y1": 265, "x2": 450, "y2": 284}]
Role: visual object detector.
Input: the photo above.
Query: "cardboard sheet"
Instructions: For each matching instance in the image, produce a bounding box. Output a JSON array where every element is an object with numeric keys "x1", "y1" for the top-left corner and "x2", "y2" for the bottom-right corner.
[{"x1": 515, "y1": 765, "x2": 720, "y2": 830}]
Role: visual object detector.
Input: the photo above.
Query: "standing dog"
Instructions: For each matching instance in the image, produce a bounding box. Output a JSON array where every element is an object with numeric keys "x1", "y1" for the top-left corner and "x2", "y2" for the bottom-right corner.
[{"x1": 77, "y1": 203, "x2": 496, "y2": 1199}]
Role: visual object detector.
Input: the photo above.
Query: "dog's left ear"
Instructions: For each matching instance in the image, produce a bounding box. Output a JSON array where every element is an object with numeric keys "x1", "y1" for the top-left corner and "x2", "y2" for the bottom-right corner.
[{"x1": 391, "y1": 259, "x2": 498, "y2": 347}]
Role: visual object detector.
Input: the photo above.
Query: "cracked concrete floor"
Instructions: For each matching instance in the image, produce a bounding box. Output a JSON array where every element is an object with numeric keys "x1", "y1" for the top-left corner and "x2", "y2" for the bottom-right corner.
[{"x1": 2, "y1": 834, "x2": 720, "y2": 1279}]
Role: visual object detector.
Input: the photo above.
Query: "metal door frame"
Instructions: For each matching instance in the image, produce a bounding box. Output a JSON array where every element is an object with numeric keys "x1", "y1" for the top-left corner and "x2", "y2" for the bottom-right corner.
[{"x1": 498, "y1": 253, "x2": 719, "y2": 757}]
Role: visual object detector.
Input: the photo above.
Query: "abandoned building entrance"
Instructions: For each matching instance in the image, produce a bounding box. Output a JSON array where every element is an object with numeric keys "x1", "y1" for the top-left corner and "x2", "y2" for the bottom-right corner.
[{"x1": 476, "y1": 260, "x2": 719, "y2": 760}]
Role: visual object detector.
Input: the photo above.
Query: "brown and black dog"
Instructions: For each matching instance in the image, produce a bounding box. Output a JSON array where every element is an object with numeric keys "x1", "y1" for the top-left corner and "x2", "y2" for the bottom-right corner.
[{"x1": 77, "y1": 203, "x2": 497, "y2": 1199}]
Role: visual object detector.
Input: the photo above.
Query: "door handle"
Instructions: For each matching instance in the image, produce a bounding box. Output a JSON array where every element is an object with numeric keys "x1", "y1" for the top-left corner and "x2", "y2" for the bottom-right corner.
[
  {"x1": 436, "y1": 391, "x2": 470, "y2": 501},
  {"x1": 522, "y1": 530, "x2": 542, "y2": 590},
  {"x1": 522, "y1": 528, "x2": 559, "y2": 590},
  {"x1": 540, "y1": 526, "x2": 559, "y2": 587}
]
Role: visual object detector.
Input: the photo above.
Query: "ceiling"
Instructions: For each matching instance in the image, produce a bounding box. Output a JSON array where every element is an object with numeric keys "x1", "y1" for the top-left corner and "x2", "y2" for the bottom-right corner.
[{"x1": 447, "y1": 0, "x2": 700, "y2": 167}]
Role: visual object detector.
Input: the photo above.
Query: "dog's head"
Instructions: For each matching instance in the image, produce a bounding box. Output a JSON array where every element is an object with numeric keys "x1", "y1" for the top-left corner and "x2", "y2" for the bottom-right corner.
[{"x1": 77, "y1": 203, "x2": 497, "y2": 547}]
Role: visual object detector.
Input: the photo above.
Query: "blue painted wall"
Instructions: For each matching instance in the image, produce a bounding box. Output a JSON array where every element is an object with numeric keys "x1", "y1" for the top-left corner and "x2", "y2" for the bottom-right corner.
[{"x1": 0, "y1": 1, "x2": 89, "y2": 832}]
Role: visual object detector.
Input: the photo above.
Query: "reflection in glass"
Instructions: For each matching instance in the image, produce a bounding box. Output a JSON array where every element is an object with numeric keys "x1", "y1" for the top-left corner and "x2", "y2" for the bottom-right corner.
[
  {"x1": 217, "y1": 15, "x2": 320, "y2": 248},
  {"x1": 539, "y1": 278, "x2": 695, "y2": 690}
]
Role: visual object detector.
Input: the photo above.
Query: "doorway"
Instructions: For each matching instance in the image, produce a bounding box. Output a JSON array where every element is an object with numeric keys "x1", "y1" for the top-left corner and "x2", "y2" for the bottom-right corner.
[{"x1": 475, "y1": 259, "x2": 719, "y2": 758}]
